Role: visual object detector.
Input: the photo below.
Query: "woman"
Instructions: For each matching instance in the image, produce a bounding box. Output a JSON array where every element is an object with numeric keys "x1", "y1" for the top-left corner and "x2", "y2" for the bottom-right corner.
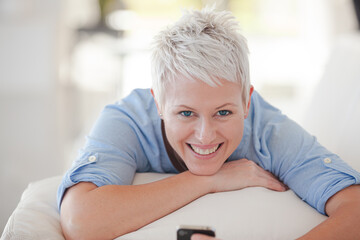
[{"x1": 58, "y1": 8, "x2": 360, "y2": 240}]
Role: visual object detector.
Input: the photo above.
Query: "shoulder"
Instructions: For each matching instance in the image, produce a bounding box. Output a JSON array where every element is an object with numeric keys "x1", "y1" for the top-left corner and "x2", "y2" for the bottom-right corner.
[
  {"x1": 240, "y1": 91, "x2": 310, "y2": 168},
  {"x1": 101, "y1": 88, "x2": 158, "y2": 125},
  {"x1": 113, "y1": 88, "x2": 156, "y2": 114},
  {"x1": 231, "y1": 91, "x2": 286, "y2": 161},
  {"x1": 244, "y1": 90, "x2": 288, "y2": 139},
  {"x1": 121, "y1": 88, "x2": 155, "y2": 107},
  {"x1": 87, "y1": 88, "x2": 166, "y2": 170},
  {"x1": 248, "y1": 91, "x2": 285, "y2": 123},
  {"x1": 247, "y1": 90, "x2": 308, "y2": 143},
  {"x1": 90, "y1": 88, "x2": 160, "y2": 144}
]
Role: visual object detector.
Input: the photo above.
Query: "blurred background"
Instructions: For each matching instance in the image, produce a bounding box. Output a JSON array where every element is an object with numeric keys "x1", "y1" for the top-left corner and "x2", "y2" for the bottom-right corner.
[{"x1": 1, "y1": 0, "x2": 359, "y2": 234}]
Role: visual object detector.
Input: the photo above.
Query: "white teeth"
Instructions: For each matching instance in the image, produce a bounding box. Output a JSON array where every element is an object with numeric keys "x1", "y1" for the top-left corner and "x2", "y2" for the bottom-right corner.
[{"x1": 190, "y1": 144, "x2": 220, "y2": 155}]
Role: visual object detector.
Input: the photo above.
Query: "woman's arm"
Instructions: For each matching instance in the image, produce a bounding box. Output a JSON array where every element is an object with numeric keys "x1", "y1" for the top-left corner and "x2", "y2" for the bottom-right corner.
[
  {"x1": 60, "y1": 159, "x2": 286, "y2": 240},
  {"x1": 61, "y1": 171, "x2": 210, "y2": 240},
  {"x1": 298, "y1": 185, "x2": 360, "y2": 240}
]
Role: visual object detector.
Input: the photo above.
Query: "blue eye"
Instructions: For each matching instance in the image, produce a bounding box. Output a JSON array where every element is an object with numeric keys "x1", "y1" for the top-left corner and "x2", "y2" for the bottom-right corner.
[
  {"x1": 217, "y1": 110, "x2": 231, "y2": 116},
  {"x1": 180, "y1": 111, "x2": 193, "y2": 117}
]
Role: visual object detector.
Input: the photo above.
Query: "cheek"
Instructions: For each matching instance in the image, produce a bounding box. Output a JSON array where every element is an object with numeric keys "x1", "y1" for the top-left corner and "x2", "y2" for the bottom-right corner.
[
  {"x1": 220, "y1": 119, "x2": 244, "y2": 144},
  {"x1": 164, "y1": 118, "x2": 192, "y2": 146}
]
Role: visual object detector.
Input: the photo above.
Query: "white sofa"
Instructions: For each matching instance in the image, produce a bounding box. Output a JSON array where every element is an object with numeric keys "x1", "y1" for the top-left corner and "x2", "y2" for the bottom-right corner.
[
  {"x1": 2, "y1": 173, "x2": 328, "y2": 240},
  {"x1": 2, "y1": 34, "x2": 360, "y2": 240}
]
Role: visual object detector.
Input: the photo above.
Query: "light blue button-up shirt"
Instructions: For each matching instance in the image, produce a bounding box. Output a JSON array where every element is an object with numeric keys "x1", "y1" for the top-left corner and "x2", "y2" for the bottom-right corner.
[{"x1": 57, "y1": 89, "x2": 360, "y2": 215}]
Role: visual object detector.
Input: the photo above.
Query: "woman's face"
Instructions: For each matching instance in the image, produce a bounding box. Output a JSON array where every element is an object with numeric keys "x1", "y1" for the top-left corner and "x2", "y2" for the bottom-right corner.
[{"x1": 155, "y1": 79, "x2": 253, "y2": 176}]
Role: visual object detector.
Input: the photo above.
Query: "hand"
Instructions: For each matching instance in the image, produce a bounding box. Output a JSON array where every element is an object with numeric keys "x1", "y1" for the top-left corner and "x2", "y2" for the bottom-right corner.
[
  {"x1": 210, "y1": 158, "x2": 288, "y2": 193},
  {"x1": 191, "y1": 233, "x2": 221, "y2": 240}
]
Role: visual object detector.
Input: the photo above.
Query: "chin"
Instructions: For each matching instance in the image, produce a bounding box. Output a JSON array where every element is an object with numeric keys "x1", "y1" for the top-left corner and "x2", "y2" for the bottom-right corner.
[{"x1": 188, "y1": 164, "x2": 221, "y2": 176}]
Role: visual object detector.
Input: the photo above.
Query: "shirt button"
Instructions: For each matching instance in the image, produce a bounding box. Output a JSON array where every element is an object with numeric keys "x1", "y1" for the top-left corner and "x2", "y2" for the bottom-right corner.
[
  {"x1": 323, "y1": 158, "x2": 332, "y2": 164},
  {"x1": 88, "y1": 155, "x2": 97, "y2": 162}
]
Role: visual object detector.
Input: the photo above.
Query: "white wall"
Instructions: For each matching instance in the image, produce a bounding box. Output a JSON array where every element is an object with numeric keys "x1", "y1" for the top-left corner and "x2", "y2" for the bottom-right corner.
[{"x1": 0, "y1": 0, "x2": 64, "y2": 233}]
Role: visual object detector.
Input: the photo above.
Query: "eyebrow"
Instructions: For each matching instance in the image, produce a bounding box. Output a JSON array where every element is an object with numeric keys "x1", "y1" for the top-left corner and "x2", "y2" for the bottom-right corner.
[
  {"x1": 215, "y1": 103, "x2": 238, "y2": 110},
  {"x1": 175, "y1": 105, "x2": 196, "y2": 110},
  {"x1": 175, "y1": 103, "x2": 238, "y2": 110}
]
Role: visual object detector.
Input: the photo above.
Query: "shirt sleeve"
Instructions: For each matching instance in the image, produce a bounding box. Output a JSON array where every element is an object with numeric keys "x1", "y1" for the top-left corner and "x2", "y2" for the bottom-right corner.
[
  {"x1": 247, "y1": 92, "x2": 360, "y2": 215},
  {"x1": 57, "y1": 103, "x2": 145, "y2": 210}
]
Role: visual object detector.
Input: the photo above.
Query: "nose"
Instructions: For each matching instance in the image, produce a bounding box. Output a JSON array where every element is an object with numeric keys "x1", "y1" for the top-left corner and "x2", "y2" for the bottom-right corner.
[{"x1": 195, "y1": 117, "x2": 217, "y2": 144}]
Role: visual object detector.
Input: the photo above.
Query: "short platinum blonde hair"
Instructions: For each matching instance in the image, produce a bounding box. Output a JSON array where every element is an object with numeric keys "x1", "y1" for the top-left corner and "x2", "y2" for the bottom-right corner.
[{"x1": 151, "y1": 8, "x2": 250, "y2": 109}]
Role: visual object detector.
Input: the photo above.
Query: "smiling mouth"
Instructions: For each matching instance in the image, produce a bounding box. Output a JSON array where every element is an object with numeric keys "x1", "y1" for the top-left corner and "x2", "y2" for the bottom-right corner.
[{"x1": 188, "y1": 143, "x2": 223, "y2": 155}]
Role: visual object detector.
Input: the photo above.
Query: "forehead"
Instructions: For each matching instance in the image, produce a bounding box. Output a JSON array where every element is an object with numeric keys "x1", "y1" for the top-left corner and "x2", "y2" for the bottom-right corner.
[{"x1": 164, "y1": 78, "x2": 243, "y2": 108}]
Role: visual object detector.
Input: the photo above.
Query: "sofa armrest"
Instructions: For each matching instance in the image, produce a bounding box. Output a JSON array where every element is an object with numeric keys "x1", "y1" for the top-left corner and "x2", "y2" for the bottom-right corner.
[{"x1": 2, "y1": 176, "x2": 64, "y2": 240}]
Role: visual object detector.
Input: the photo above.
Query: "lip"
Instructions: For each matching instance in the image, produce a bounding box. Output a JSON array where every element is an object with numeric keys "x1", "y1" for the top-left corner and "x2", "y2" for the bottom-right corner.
[
  {"x1": 187, "y1": 143, "x2": 223, "y2": 160},
  {"x1": 189, "y1": 143, "x2": 220, "y2": 149}
]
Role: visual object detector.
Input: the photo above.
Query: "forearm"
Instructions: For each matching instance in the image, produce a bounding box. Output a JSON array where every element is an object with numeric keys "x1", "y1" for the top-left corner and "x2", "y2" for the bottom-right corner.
[
  {"x1": 298, "y1": 203, "x2": 360, "y2": 239},
  {"x1": 60, "y1": 159, "x2": 287, "y2": 240},
  {"x1": 60, "y1": 171, "x2": 212, "y2": 240},
  {"x1": 298, "y1": 185, "x2": 360, "y2": 240}
]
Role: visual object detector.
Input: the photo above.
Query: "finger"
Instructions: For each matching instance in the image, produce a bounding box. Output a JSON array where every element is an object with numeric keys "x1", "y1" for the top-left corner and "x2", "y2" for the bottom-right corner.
[
  {"x1": 191, "y1": 233, "x2": 220, "y2": 240},
  {"x1": 254, "y1": 171, "x2": 287, "y2": 191},
  {"x1": 260, "y1": 169, "x2": 280, "y2": 181},
  {"x1": 264, "y1": 172, "x2": 289, "y2": 191},
  {"x1": 255, "y1": 168, "x2": 289, "y2": 190},
  {"x1": 266, "y1": 179, "x2": 287, "y2": 191},
  {"x1": 266, "y1": 178, "x2": 288, "y2": 191}
]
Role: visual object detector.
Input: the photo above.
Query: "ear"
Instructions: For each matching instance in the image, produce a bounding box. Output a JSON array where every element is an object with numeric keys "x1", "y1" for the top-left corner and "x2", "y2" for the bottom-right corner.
[
  {"x1": 244, "y1": 85, "x2": 254, "y2": 119},
  {"x1": 150, "y1": 89, "x2": 163, "y2": 118}
]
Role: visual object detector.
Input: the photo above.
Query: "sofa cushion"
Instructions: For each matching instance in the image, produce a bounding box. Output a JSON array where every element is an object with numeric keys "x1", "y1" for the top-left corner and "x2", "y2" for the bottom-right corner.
[{"x1": 2, "y1": 173, "x2": 326, "y2": 240}]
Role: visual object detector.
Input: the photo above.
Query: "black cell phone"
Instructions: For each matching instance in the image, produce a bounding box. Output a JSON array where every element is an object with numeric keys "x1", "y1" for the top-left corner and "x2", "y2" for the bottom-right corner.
[{"x1": 177, "y1": 225, "x2": 216, "y2": 240}]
